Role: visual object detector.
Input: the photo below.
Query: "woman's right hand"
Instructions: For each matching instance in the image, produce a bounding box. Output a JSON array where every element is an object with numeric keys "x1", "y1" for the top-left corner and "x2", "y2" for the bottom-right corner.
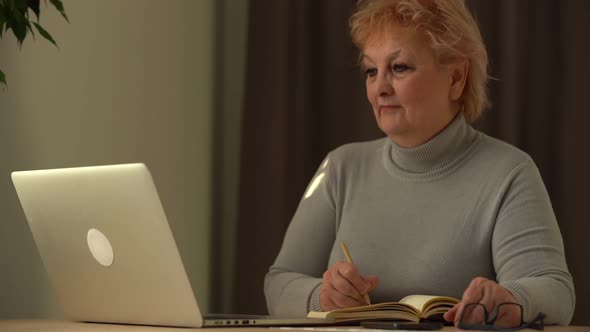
[{"x1": 320, "y1": 261, "x2": 379, "y2": 311}]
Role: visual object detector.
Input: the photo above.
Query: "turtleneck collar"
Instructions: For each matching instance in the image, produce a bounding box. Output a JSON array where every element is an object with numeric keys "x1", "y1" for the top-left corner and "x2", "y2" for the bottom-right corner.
[{"x1": 382, "y1": 114, "x2": 479, "y2": 180}]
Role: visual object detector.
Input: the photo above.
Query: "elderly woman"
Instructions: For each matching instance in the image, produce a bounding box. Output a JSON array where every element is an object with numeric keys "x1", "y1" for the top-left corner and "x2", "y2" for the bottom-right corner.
[{"x1": 264, "y1": 0, "x2": 575, "y2": 327}]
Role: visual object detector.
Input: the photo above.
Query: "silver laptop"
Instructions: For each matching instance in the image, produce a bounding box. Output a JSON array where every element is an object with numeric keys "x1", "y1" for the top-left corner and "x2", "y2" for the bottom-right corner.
[{"x1": 11, "y1": 163, "x2": 334, "y2": 328}]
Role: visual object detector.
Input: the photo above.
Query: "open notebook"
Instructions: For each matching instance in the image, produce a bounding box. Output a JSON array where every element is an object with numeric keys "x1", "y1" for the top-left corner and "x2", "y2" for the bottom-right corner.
[{"x1": 11, "y1": 163, "x2": 333, "y2": 327}]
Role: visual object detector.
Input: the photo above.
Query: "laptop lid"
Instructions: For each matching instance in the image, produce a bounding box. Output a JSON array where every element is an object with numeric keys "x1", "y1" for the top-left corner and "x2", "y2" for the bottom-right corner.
[
  {"x1": 12, "y1": 163, "x2": 334, "y2": 328},
  {"x1": 12, "y1": 164, "x2": 203, "y2": 327}
]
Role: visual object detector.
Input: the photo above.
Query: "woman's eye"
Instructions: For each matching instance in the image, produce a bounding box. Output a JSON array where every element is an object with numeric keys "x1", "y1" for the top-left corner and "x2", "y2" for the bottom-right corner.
[
  {"x1": 392, "y1": 63, "x2": 410, "y2": 73},
  {"x1": 365, "y1": 68, "x2": 377, "y2": 77}
]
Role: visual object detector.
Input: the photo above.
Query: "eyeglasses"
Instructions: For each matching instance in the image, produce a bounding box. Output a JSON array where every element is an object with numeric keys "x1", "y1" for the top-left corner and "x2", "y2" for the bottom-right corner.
[{"x1": 458, "y1": 303, "x2": 546, "y2": 331}]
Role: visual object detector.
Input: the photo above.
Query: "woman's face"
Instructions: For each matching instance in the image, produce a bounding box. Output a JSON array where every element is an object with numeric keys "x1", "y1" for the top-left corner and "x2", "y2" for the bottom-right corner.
[{"x1": 363, "y1": 26, "x2": 465, "y2": 147}]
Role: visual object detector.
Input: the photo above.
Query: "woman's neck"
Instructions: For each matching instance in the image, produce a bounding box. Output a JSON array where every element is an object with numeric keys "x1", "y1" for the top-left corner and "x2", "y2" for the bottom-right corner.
[{"x1": 388, "y1": 110, "x2": 460, "y2": 148}]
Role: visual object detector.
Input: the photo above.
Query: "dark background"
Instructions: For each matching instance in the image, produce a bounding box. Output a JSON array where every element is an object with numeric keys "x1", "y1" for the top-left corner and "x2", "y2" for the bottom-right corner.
[{"x1": 213, "y1": 0, "x2": 590, "y2": 325}]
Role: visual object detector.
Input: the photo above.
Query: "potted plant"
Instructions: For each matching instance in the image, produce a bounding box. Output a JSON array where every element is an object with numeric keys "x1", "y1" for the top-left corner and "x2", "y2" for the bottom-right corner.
[{"x1": 0, "y1": 0, "x2": 68, "y2": 87}]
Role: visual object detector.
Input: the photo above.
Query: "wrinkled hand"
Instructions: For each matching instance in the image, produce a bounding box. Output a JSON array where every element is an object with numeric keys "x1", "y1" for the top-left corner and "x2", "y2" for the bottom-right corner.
[
  {"x1": 320, "y1": 261, "x2": 379, "y2": 311},
  {"x1": 444, "y1": 277, "x2": 520, "y2": 327}
]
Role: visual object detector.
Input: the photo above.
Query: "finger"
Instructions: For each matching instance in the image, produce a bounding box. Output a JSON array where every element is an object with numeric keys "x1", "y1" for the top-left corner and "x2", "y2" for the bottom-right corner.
[
  {"x1": 338, "y1": 263, "x2": 372, "y2": 296},
  {"x1": 325, "y1": 277, "x2": 366, "y2": 308},
  {"x1": 480, "y1": 283, "x2": 521, "y2": 328},
  {"x1": 322, "y1": 262, "x2": 372, "y2": 307},
  {"x1": 365, "y1": 275, "x2": 380, "y2": 292},
  {"x1": 327, "y1": 262, "x2": 366, "y2": 302},
  {"x1": 453, "y1": 302, "x2": 467, "y2": 326},
  {"x1": 330, "y1": 270, "x2": 366, "y2": 304},
  {"x1": 496, "y1": 304, "x2": 522, "y2": 328},
  {"x1": 478, "y1": 280, "x2": 499, "y2": 314},
  {"x1": 455, "y1": 278, "x2": 487, "y2": 326},
  {"x1": 456, "y1": 278, "x2": 520, "y2": 327},
  {"x1": 320, "y1": 284, "x2": 338, "y2": 311},
  {"x1": 444, "y1": 303, "x2": 459, "y2": 322},
  {"x1": 462, "y1": 277, "x2": 486, "y2": 304},
  {"x1": 323, "y1": 264, "x2": 363, "y2": 306}
]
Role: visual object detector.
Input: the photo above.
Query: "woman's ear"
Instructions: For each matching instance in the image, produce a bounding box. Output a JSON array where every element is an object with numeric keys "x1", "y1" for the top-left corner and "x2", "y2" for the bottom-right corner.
[{"x1": 449, "y1": 60, "x2": 469, "y2": 101}]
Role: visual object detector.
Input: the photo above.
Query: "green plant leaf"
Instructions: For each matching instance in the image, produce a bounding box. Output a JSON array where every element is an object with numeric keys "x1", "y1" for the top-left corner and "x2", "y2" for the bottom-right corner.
[
  {"x1": 14, "y1": 0, "x2": 27, "y2": 13},
  {"x1": 0, "y1": 6, "x2": 5, "y2": 38},
  {"x1": 0, "y1": 69, "x2": 6, "y2": 87},
  {"x1": 27, "y1": 0, "x2": 40, "y2": 19},
  {"x1": 48, "y1": 0, "x2": 68, "y2": 23},
  {"x1": 33, "y1": 21, "x2": 56, "y2": 46},
  {"x1": 6, "y1": 8, "x2": 28, "y2": 45},
  {"x1": 26, "y1": 19, "x2": 34, "y2": 36}
]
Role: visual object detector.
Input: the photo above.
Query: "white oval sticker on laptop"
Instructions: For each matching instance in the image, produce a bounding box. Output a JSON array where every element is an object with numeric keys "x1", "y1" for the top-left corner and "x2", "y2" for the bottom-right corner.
[{"x1": 87, "y1": 228, "x2": 114, "y2": 267}]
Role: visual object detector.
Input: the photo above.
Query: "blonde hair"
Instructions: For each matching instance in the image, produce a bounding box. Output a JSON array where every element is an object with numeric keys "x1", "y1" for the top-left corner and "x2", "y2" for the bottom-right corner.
[{"x1": 350, "y1": 0, "x2": 489, "y2": 123}]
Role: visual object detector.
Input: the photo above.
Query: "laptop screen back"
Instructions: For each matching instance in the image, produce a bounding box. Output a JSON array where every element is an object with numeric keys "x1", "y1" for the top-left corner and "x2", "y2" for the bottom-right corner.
[{"x1": 12, "y1": 163, "x2": 203, "y2": 327}]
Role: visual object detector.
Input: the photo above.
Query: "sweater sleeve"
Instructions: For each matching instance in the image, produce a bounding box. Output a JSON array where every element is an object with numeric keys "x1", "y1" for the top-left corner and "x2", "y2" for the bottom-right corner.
[
  {"x1": 264, "y1": 155, "x2": 338, "y2": 317},
  {"x1": 493, "y1": 159, "x2": 575, "y2": 325}
]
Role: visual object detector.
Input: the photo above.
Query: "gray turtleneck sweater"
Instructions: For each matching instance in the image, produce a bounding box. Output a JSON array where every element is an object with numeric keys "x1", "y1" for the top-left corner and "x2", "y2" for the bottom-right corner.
[{"x1": 264, "y1": 115, "x2": 575, "y2": 325}]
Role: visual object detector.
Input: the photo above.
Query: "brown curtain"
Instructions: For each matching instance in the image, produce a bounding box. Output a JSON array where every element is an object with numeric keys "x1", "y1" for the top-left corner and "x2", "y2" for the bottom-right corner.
[{"x1": 230, "y1": 0, "x2": 590, "y2": 325}]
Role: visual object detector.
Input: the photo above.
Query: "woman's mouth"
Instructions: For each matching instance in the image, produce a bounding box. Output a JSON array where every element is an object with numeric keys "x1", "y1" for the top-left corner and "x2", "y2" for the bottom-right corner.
[{"x1": 380, "y1": 105, "x2": 401, "y2": 113}]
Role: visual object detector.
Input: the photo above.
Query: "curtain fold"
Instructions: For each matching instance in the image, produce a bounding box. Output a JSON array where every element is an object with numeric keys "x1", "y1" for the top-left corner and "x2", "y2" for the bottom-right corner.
[
  {"x1": 232, "y1": 0, "x2": 590, "y2": 324},
  {"x1": 232, "y1": 0, "x2": 381, "y2": 314}
]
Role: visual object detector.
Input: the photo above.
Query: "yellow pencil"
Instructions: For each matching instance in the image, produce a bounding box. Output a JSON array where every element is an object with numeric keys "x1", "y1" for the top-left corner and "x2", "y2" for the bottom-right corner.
[{"x1": 340, "y1": 242, "x2": 371, "y2": 305}]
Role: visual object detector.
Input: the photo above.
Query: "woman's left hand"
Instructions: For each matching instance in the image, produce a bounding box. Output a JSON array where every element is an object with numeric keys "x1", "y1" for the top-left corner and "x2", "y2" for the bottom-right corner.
[{"x1": 444, "y1": 277, "x2": 520, "y2": 327}]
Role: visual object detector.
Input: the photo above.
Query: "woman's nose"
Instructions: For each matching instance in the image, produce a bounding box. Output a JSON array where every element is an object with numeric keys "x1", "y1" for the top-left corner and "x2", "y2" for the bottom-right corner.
[{"x1": 377, "y1": 72, "x2": 394, "y2": 96}]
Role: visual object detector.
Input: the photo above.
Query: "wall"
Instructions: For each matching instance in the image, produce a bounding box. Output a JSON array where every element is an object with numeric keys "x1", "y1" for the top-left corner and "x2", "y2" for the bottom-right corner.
[{"x1": 0, "y1": 0, "x2": 214, "y2": 317}]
